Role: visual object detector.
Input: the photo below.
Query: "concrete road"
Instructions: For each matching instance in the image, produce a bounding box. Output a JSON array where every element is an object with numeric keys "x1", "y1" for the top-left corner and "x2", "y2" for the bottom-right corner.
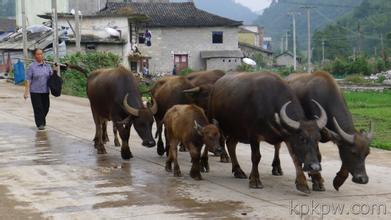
[{"x1": 0, "y1": 81, "x2": 390, "y2": 219}]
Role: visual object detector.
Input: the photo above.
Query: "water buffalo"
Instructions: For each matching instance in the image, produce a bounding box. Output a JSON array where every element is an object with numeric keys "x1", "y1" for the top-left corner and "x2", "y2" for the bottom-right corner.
[
  {"x1": 271, "y1": 71, "x2": 373, "y2": 191},
  {"x1": 208, "y1": 72, "x2": 328, "y2": 193},
  {"x1": 87, "y1": 66, "x2": 157, "y2": 159},
  {"x1": 152, "y1": 70, "x2": 225, "y2": 156},
  {"x1": 163, "y1": 104, "x2": 220, "y2": 180},
  {"x1": 186, "y1": 69, "x2": 225, "y2": 86}
]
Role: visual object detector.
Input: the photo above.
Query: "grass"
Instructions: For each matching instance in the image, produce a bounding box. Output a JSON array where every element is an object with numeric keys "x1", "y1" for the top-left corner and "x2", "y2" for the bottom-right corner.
[{"x1": 344, "y1": 91, "x2": 391, "y2": 150}]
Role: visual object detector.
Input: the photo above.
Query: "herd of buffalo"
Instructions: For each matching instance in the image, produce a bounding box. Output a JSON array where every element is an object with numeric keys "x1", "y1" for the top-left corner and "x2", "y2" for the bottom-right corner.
[{"x1": 84, "y1": 66, "x2": 373, "y2": 194}]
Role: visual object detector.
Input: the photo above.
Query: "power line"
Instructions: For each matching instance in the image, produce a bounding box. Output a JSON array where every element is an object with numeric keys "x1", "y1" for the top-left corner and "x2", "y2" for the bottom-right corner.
[
  {"x1": 314, "y1": 8, "x2": 384, "y2": 41},
  {"x1": 280, "y1": 0, "x2": 389, "y2": 10}
]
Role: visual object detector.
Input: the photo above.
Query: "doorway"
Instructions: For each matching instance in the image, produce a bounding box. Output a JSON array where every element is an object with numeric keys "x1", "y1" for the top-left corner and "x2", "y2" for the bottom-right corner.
[{"x1": 174, "y1": 54, "x2": 188, "y2": 74}]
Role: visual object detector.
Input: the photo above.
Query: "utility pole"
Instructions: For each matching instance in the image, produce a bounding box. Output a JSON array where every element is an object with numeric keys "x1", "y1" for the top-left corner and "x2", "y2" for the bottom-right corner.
[
  {"x1": 52, "y1": 0, "x2": 59, "y2": 74},
  {"x1": 285, "y1": 31, "x2": 289, "y2": 51},
  {"x1": 374, "y1": 47, "x2": 377, "y2": 57},
  {"x1": 353, "y1": 47, "x2": 356, "y2": 61},
  {"x1": 322, "y1": 39, "x2": 325, "y2": 65},
  {"x1": 280, "y1": 36, "x2": 284, "y2": 53},
  {"x1": 75, "y1": 0, "x2": 81, "y2": 52},
  {"x1": 358, "y1": 23, "x2": 362, "y2": 54},
  {"x1": 288, "y1": 12, "x2": 299, "y2": 71},
  {"x1": 301, "y1": 6, "x2": 315, "y2": 73},
  {"x1": 380, "y1": 33, "x2": 385, "y2": 60},
  {"x1": 21, "y1": 0, "x2": 27, "y2": 67}
]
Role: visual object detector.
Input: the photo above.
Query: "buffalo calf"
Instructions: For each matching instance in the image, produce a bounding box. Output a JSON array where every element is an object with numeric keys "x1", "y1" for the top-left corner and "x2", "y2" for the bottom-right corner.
[{"x1": 163, "y1": 105, "x2": 220, "y2": 180}]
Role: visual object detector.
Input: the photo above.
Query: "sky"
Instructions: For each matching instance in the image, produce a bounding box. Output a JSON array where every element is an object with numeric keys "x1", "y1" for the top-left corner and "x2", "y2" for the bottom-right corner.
[{"x1": 234, "y1": 0, "x2": 272, "y2": 12}]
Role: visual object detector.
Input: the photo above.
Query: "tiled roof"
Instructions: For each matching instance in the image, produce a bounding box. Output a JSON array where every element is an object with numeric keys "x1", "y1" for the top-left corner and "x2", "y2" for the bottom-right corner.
[
  {"x1": 98, "y1": 2, "x2": 242, "y2": 27},
  {"x1": 0, "y1": 30, "x2": 66, "y2": 50}
]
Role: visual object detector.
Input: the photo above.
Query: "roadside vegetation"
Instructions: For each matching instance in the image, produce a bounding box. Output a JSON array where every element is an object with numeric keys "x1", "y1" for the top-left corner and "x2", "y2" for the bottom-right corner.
[
  {"x1": 344, "y1": 91, "x2": 391, "y2": 150},
  {"x1": 55, "y1": 52, "x2": 121, "y2": 97}
]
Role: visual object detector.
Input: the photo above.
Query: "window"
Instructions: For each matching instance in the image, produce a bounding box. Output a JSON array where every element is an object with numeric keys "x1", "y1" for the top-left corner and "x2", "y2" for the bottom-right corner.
[
  {"x1": 138, "y1": 33, "x2": 145, "y2": 44},
  {"x1": 130, "y1": 61, "x2": 137, "y2": 72},
  {"x1": 212, "y1": 31, "x2": 223, "y2": 44}
]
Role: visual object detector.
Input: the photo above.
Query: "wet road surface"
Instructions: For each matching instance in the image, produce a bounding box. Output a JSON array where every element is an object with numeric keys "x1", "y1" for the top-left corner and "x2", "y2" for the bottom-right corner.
[{"x1": 0, "y1": 82, "x2": 391, "y2": 219}]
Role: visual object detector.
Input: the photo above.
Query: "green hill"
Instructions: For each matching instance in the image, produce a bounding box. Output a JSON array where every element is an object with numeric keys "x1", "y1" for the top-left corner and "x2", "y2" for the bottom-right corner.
[
  {"x1": 312, "y1": 0, "x2": 391, "y2": 62},
  {"x1": 254, "y1": 0, "x2": 363, "y2": 53}
]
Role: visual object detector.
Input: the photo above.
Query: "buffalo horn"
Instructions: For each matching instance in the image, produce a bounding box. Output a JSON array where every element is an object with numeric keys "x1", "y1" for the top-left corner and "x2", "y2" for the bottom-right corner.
[
  {"x1": 183, "y1": 87, "x2": 201, "y2": 94},
  {"x1": 333, "y1": 117, "x2": 354, "y2": 144},
  {"x1": 280, "y1": 101, "x2": 300, "y2": 130},
  {"x1": 123, "y1": 94, "x2": 140, "y2": 117},
  {"x1": 312, "y1": 99, "x2": 328, "y2": 129}
]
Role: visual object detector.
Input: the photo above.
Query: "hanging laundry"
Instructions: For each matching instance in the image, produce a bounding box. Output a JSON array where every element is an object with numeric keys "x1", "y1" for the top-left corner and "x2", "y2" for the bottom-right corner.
[{"x1": 144, "y1": 29, "x2": 152, "y2": 47}]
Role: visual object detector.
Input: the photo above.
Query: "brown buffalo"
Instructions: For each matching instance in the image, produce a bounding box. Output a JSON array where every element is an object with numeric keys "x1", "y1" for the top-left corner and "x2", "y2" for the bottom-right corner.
[
  {"x1": 87, "y1": 66, "x2": 157, "y2": 159},
  {"x1": 271, "y1": 71, "x2": 373, "y2": 191},
  {"x1": 208, "y1": 72, "x2": 328, "y2": 193},
  {"x1": 163, "y1": 104, "x2": 220, "y2": 180},
  {"x1": 151, "y1": 70, "x2": 225, "y2": 156}
]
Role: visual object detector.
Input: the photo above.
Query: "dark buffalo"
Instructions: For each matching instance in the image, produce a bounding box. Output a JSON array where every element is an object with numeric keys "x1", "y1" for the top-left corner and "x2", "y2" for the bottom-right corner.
[
  {"x1": 87, "y1": 66, "x2": 157, "y2": 159},
  {"x1": 271, "y1": 71, "x2": 373, "y2": 191},
  {"x1": 208, "y1": 72, "x2": 328, "y2": 193},
  {"x1": 152, "y1": 70, "x2": 225, "y2": 156},
  {"x1": 186, "y1": 69, "x2": 225, "y2": 86}
]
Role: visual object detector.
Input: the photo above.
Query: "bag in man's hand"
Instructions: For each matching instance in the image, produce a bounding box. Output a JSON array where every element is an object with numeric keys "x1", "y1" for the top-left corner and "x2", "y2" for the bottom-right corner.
[{"x1": 48, "y1": 71, "x2": 63, "y2": 97}]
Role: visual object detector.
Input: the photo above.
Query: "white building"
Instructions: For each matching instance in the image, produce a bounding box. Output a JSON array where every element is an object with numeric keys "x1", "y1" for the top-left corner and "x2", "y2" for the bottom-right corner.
[
  {"x1": 40, "y1": 1, "x2": 243, "y2": 74},
  {"x1": 15, "y1": 0, "x2": 69, "y2": 26}
]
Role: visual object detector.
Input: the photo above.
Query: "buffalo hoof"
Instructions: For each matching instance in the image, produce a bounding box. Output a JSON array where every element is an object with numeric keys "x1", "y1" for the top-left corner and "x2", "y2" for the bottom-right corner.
[
  {"x1": 190, "y1": 170, "x2": 203, "y2": 180},
  {"x1": 249, "y1": 177, "x2": 263, "y2": 189},
  {"x1": 312, "y1": 182, "x2": 326, "y2": 191},
  {"x1": 200, "y1": 158, "x2": 209, "y2": 173},
  {"x1": 174, "y1": 169, "x2": 182, "y2": 177},
  {"x1": 97, "y1": 147, "x2": 107, "y2": 154},
  {"x1": 179, "y1": 144, "x2": 187, "y2": 152},
  {"x1": 114, "y1": 139, "x2": 121, "y2": 147},
  {"x1": 233, "y1": 169, "x2": 247, "y2": 179},
  {"x1": 121, "y1": 147, "x2": 133, "y2": 160},
  {"x1": 296, "y1": 182, "x2": 311, "y2": 194},
  {"x1": 272, "y1": 166, "x2": 283, "y2": 176},
  {"x1": 333, "y1": 173, "x2": 348, "y2": 191},
  {"x1": 220, "y1": 153, "x2": 231, "y2": 163},
  {"x1": 165, "y1": 162, "x2": 172, "y2": 172},
  {"x1": 103, "y1": 137, "x2": 109, "y2": 144}
]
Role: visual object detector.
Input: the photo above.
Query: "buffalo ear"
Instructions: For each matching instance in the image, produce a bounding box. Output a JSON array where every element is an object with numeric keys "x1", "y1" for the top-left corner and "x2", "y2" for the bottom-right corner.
[
  {"x1": 212, "y1": 119, "x2": 219, "y2": 127},
  {"x1": 193, "y1": 120, "x2": 203, "y2": 135},
  {"x1": 324, "y1": 127, "x2": 342, "y2": 143}
]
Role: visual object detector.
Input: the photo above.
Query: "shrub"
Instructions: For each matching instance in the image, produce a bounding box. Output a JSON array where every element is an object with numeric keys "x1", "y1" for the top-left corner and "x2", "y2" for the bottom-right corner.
[
  {"x1": 179, "y1": 67, "x2": 193, "y2": 76},
  {"x1": 237, "y1": 63, "x2": 254, "y2": 72},
  {"x1": 344, "y1": 74, "x2": 367, "y2": 84},
  {"x1": 58, "y1": 52, "x2": 121, "y2": 97}
]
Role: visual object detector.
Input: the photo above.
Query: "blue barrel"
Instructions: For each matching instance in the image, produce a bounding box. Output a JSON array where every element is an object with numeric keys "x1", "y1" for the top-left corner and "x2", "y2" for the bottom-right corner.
[{"x1": 13, "y1": 60, "x2": 25, "y2": 85}]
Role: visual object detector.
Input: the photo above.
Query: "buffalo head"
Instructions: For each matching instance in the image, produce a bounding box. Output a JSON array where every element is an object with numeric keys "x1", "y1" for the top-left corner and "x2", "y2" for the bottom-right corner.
[
  {"x1": 123, "y1": 94, "x2": 158, "y2": 148},
  {"x1": 194, "y1": 119, "x2": 221, "y2": 154},
  {"x1": 327, "y1": 118, "x2": 372, "y2": 185},
  {"x1": 275, "y1": 100, "x2": 327, "y2": 173}
]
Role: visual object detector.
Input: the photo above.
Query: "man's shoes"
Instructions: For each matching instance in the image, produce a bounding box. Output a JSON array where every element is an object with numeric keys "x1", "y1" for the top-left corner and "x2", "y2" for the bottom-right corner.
[{"x1": 38, "y1": 125, "x2": 46, "y2": 130}]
